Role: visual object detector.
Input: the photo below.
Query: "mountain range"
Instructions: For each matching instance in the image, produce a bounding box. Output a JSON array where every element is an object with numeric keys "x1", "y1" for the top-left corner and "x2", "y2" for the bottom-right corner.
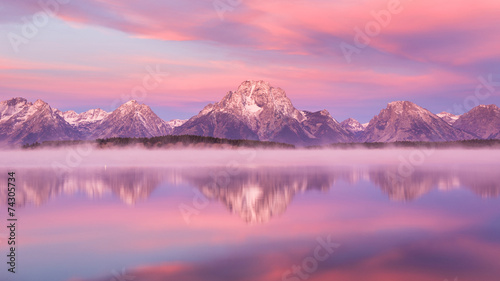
[{"x1": 1, "y1": 80, "x2": 499, "y2": 146}]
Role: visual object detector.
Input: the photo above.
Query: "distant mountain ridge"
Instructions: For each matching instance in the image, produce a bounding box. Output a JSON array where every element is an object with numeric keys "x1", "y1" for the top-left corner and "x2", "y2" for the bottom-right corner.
[
  {"x1": 0, "y1": 98, "x2": 80, "y2": 146},
  {"x1": 436, "y1": 112, "x2": 460, "y2": 125},
  {"x1": 362, "y1": 101, "x2": 475, "y2": 142},
  {"x1": 452, "y1": 104, "x2": 500, "y2": 139},
  {"x1": 1, "y1": 80, "x2": 499, "y2": 146},
  {"x1": 0, "y1": 98, "x2": 185, "y2": 146},
  {"x1": 340, "y1": 118, "x2": 365, "y2": 141},
  {"x1": 90, "y1": 100, "x2": 173, "y2": 139}
]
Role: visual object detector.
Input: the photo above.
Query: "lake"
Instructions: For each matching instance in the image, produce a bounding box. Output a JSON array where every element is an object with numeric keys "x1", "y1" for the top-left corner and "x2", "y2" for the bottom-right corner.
[{"x1": 1, "y1": 155, "x2": 499, "y2": 281}]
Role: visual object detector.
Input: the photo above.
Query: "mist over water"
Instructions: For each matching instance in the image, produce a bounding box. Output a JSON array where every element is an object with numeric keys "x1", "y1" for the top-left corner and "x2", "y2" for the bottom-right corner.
[{"x1": 1, "y1": 147, "x2": 499, "y2": 168}]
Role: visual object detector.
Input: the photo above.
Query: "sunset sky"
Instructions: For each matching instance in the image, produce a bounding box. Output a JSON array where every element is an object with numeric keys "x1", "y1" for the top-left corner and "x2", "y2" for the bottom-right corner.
[{"x1": 1, "y1": 0, "x2": 499, "y2": 123}]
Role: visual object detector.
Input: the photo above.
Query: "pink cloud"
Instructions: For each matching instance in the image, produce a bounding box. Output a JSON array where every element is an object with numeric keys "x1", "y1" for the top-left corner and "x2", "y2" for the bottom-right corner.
[{"x1": 1, "y1": 0, "x2": 499, "y2": 120}]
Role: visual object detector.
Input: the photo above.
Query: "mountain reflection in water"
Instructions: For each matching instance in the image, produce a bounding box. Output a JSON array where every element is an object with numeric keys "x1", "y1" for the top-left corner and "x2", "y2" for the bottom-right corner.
[
  {"x1": 3, "y1": 166, "x2": 499, "y2": 223},
  {"x1": 2, "y1": 165, "x2": 499, "y2": 281}
]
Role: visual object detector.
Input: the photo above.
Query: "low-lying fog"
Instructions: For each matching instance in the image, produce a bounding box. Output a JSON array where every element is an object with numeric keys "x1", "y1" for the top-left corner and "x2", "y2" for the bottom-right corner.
[{"x1": 1, "y1": 147, "x2": 499, "y2": 168}]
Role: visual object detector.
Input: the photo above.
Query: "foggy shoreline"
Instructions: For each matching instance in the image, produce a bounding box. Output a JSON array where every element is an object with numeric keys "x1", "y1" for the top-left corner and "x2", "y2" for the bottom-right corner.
[{"x1": 1, "y1": 148, "x2": 499, "y2": 168}]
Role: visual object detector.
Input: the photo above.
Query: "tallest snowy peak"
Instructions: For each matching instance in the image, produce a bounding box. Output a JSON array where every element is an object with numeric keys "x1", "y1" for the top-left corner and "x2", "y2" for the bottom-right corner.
[
  {"x1": 388, "y1": 101, "x2": 416, "y2": 107},
  {"x1": 219, "y1": 80, "x2": 295, "y2": 118},
  {"x1": 123, "y1": 100, "x2": 139, "y2": 106},
  {"x1": 235, "y1": 80, "x2": 287, "y2": 98},
  {"x1": 174, "y1": 80, "x2": 353, "y2": 145},
  {"x1": 385, "y1": 101, "x2": 429, "y2": 115},
  {"x1": 241, "y1": 80, "x2": 271, "y2": 86},
  {"x1": 238, "y1": 80, "x2": 271, "y2": 90}
]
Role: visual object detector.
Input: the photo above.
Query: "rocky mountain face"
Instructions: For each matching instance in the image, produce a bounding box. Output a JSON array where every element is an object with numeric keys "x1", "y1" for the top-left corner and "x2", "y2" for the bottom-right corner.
[
  {"x1": 0, "y1": 98, "x2": 80, "y2": 146},
  {"x1": 166, "y1": 119, "x2": 187, "y2": 128},
  {"x1": 340, "y1": 118, "x2": 365, "y2": 140},
  {"x1": 436, "y1": 112, "x2": 460, "y2": 125},
  {"x1": 453, "y1": 104, "x2": 500, "y2": 139},
  {"x1": 2, "y1": 81, "x2": 500, "y2": 146},
  {"x1": 57, "y1": 108, "x2": 109, "y2": 126},
  {"x1": 0, "y1": 98, "x2": 177, "y2": 145},
  {"x1": 174, "y1": 80, "x2": 352, "y2": 145},
  {"x1": 301, "y1": 110, "x2": 353, "y2": 144},
  {"x1": 363, "y1": 101, "x2": 475, "y2": 142},
  {"x1": 91, "y1": 100, "x2": 172, "y2": 139},
  {"x1": 55, "y1": 108, "x2": 109, "y2": 133}
]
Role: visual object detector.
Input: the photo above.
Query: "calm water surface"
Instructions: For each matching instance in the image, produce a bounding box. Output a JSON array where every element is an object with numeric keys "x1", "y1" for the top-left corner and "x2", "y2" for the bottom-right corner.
[{"x1": 1, "y1": 165, "x2": 499, "y2": 281}]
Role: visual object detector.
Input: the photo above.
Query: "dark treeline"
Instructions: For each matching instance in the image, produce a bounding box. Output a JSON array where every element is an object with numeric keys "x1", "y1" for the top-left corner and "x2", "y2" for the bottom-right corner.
[
  {"x1": 21, "y1": 137, "x2": 500, "y2": 150},
  {"x1": 96, "y1": 135, "x2": 295, "y2": 149},
  {"x1": 22, "y1": 135, "x2": 295, "y2": 149},
  {"x1": 316, "y1": 139, "x2": 500, "y2": 149}
]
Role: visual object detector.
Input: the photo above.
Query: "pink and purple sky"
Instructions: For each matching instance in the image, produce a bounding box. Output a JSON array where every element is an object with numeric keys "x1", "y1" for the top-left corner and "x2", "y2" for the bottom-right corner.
[{"x1": 1, "y1": 0, "x2": 499, "y2": 123}]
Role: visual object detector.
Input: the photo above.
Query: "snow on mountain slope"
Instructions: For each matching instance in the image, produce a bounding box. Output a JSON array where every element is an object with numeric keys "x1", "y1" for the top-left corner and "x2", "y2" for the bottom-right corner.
[
  {"x1": 340, "y1": 118, "x2": 365, "y2": 133},
  {"x1": 453, "y1": 104, "x2": 500, "y2": 139},
  {"x1": 340, "y1": 118, "x2": 365, "y2": 141},
  {"x1": 57, "y1": 108, "x2": 109, "y2": 126},
  {"x1": 166, "y1": 119, "x2": 187, "y2": 129},
  {"x1": 0, "y1": 98, "x2": 80, "y2": 145},
  {"x1": 436, "y1": 112, "x2": 460, "y2": 125},
  {"x1": 91, "y1": 100, "x2": 172, "y2": 139},
  {"x1": 363, "y1": 101, "x2": 475, "y2": 142},
  {"x1": 2, "y1": 93, "x2": 499, "y2": 147},
  {"x1": 0, "y1": 97, "x2": 31, "y2": 122},
  {"x1": 301, "y1": 110, "x2": 353, "y2": 144},
  {"x1": 174, "y1": 80, "x2": 352, "y2": 145},
  {"x1": 0, "y1": 98, "x2": 170, "y2": 145}
]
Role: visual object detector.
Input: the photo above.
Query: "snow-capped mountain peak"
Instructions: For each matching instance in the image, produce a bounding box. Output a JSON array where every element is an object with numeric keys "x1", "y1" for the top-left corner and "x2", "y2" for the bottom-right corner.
[
  {"x1": 91, "y1": 100, "x2": 171, "y2": 139},
  {"x1": 167, "y1": 119, "x2": 187, "y2": 128},
  {"x1": 0, "y1": 98, "x2": 80, "y2": 145},
  {"x1": 340, "y1": 118, "x2": 365, "y2": 133},
  {"x1": 118, "y1": 100, "x2": 143, "y2": 112},
  {"x1": 363, "y1": 101, "x2": 474, "y2": 142},
  {"x1": 387, "y1": 100, "x2": 429, "y2": 116},
  {"x1": 174, "y1": 80, "x2": 352, "y2": 145},
  {"x1": 123, "y1": 100, "x2": 139, "y2": 106},
  {"x1": 57, "y1": 108, "x2": 110, "y2": 126},
  {"x1": 453, "y1": 104, "x2": 500, "y2": 139},
  {"x1": 217, "y1": 80, "x2": 299, "y2": 120},
  {"x1": 318, "y1": 109, "x2": 338, "y2": 122},
  {"x1": 0, "y1": 97, "x2": 30, "y2": 122},
  {"x1": 194, "y1": 80, "x2": 307, "y2": 137},
  {"x1": 2, "y1": 90, "x2": 499, "y2": 147},
  {"x1": 61, "y1": 110, "x2": 79, "y2": 118},
  {"x1": 436, "y1": 111, "x2": 460, "y2": 125}
]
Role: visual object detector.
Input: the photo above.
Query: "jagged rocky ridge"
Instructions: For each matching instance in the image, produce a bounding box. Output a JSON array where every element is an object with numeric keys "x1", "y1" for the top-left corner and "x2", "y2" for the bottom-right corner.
[
  {"x1": 173, "y1": 80, "x2": 352, "y2": 145},
  {"x1": 0, "y1": 98, "x2": 185, "y2": 146},
  {"x1": 1, "y1": 80, "x2": 499, "y2": 146},
  {"x1": 362, "y1": 101, "x2": 476, "y2": 142},
  {"x1": 452, "y1": 104, "x2": 500, "y2": 139}
]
